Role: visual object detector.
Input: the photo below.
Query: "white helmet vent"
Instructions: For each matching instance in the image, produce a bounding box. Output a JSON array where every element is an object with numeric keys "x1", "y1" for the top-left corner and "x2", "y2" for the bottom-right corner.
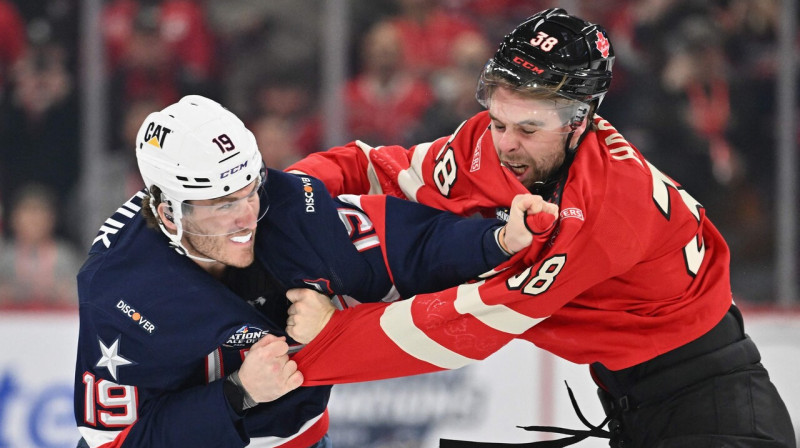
[{"x1": 175, "y1": 176, "x2": 213, "y2": 190}]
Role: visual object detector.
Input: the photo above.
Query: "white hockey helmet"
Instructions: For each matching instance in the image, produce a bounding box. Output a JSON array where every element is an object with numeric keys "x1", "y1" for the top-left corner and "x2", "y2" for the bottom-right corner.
[
  {"x1": 136, "y1": 95, "x2": 264, "y2": 203},
  {"x1": 135, "y1": 95, "x2": 267, "y2": 258}
]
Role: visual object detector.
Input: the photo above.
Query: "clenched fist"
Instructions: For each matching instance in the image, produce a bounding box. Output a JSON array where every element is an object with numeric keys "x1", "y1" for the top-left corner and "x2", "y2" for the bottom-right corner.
[
  {"x1": 286, "y1": 288, "x2": 336, "y2": 344},
  {"x1": 500, "y1": 193, "x2": 558, "y2": 254},
  {"x1": 236, "y1": 334, "x2": 303, "y2": 403}
]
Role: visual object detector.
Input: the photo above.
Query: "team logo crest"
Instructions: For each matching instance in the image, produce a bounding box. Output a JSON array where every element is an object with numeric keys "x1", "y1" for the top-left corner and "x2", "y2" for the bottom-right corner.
[
  {"x1": 595, "y1": 31, "x2": 610, "y2": 58},
  {"x1": 224, "y1": 325, "x2": 268, "y2": 348}
]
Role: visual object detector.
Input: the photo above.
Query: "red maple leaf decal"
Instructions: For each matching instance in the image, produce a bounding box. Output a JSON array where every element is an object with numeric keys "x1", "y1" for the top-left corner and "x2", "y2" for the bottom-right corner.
[{"x1": 595, "y1": 31, "x2": 610, "y2": 58}]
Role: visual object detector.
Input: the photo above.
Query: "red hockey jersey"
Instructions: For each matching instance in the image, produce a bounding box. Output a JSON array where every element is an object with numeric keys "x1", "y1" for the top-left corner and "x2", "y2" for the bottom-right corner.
[{"x1": 289, "y1": 112, "x2": 733, "y2": 384}]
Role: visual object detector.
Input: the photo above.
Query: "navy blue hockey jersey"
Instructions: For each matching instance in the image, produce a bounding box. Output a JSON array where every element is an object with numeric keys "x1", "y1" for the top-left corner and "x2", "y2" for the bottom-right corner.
[{"x1": 74, "y1": 170, "x2": 508, "y2": 447}]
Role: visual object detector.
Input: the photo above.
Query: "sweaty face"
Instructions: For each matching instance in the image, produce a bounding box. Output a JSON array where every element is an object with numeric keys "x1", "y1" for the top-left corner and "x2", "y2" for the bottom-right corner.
[
  {"x1": 488, "y1": 86, "x2": 573, "y2": 191},
  {"x1": 179, "y1": 180, "x2": 261, "y2": 269}
]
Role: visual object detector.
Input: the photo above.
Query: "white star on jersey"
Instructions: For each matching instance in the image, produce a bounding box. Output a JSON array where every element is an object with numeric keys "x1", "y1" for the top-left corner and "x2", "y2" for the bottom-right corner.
[{"x1": 96, "y1": 337, "x2": 133, "y2": 381}]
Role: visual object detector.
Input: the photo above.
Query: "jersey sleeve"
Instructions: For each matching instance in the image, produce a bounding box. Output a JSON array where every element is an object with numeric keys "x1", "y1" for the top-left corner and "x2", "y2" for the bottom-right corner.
[
  {"x1": 339, "y1": 194, "x2": 513, "y2": 300},
  {"x1": 291, "y1": 255, "x2": 542, "y2": 385},
  {"x1": 287, "y1": 113, "x2": 528, "y2": 216},
  {"x1": 264, "y1": 170, "x2": 525, "y2": 305},
  {"x1": 291, "y1": 210, "x2": 561, "y2": 385},
  {"x1": 286, "y1": 140, "x2": 376, "y2": 196}
]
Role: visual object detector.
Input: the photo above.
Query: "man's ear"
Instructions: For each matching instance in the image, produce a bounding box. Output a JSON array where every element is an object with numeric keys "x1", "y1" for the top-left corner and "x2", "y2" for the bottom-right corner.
[
  {"x1": 157, "y1": 203, "x2": 177, "y2": 231},
  {"x1": 569, "y1": 118, "x2": 589, "y2": 148}
]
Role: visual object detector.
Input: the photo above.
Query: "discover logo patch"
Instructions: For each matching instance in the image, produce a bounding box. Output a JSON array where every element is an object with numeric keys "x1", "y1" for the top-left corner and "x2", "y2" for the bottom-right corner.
[{"x1": 116, "y1": 299, "x2": 157, "y2": 334}]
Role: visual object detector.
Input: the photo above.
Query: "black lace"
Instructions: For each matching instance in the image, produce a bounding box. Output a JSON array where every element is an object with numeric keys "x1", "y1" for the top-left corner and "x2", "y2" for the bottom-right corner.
[
  {"x1": 516, "y1": 382, "x2": 611, "y2": 446},
  {"x1": 440, "y1": 382, "x2": 613, "y2": 448}
]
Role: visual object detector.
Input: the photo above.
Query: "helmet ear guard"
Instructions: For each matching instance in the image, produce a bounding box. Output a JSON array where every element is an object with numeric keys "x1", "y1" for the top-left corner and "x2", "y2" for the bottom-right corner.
[{"x1": 570, "y1": 103, "x2": 589, "y2": 129}]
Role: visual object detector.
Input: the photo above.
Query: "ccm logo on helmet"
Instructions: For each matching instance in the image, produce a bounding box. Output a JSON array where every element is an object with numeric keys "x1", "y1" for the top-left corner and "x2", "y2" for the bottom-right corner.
[
  {"x1": 220, "y1": 161, "x2": 248, "y2": 178},
  {"x1": 512, "y1": 56, "x2": 544, "y2": 75},
  {"x1": 143, "y1": 122, "x2": 173, "y2": 149}
]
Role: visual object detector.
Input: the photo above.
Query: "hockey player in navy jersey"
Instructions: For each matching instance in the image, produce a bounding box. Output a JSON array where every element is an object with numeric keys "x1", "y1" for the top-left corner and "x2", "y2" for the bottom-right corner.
[{"x1": 73, "y1": 95, "x2": 555, "y2": 448}]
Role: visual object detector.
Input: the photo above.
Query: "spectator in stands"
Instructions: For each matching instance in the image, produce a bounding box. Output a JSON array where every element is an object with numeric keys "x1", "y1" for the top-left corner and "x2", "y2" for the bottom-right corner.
[
  {"x1": 0, "y1": 189, "x2": 4, "y2": 237},
  {"x1": 0, "y1": 37, "x2": 80, "y2": 243},
  {"x1": 103, "y1": 0, "x2": 215, "y2": 83},
  {"x1": 712, "y1": 0, "x2": 781, "y2": 195},
  {"x1": 342, "y1": 20, "x2": 433, "y2": 146},
  {"x1": 412, "y1": 32, "x2": 491, "y2": 142},
  {"x1": 205, "y1": 0, "x2": 320, "y2": 119},
  {"x1": 103, "y1": 0, "x2": 217, "y2": 150},
  {"x1": 102, "y1": 96, "x2": 164, "y2": 220},
  {"x1": 386, "y1": 0, "x2": 483, "y2": 79},
  {"x1": 0, "y1": 0, "x2": 26, "y2": 241},
  {"x1": 0, "y1": 184, "x2": 82, "y2": 309},
  {"x1": 289, "y1": 19, "x2": 435, "y2": 150},
  {"x1": 0, "y1": 0, "x2": 26, "y2": 104},
  {"x1": 227, "y1": 67, "x2": 318, "y2": 165},
  {"x1": 251, "y1": 115, "x2": 305, "y2": 170},
  {"x1": 457, "y1": 0, "x2": 555, "y2": 43},
  {"x1": 629, "y1": 5, "x2": 777, "y2": 302},
  {"x1": 0, "y1": 1, "x2": 27, "y2": 227}
]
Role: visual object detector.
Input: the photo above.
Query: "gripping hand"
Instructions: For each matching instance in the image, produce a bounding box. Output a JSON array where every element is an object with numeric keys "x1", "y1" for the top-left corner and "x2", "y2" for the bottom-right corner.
[{"x1": 500, "y1": 194, "x2": 558, "y2": 254}]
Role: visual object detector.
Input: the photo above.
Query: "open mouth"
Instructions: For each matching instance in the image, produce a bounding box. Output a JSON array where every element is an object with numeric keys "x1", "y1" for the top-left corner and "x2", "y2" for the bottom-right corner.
[
  {"x1": 502, "y1": 161, "x2": 528, "y2": 176},
  {"x1": 230, "y1": 232, "x2": 253, "y2": 244}
]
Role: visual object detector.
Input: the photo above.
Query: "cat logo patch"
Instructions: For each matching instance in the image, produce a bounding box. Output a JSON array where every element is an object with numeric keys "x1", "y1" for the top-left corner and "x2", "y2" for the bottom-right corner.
[{"x1": 142, "y1": 122, "x2": 172, "y2": 149}]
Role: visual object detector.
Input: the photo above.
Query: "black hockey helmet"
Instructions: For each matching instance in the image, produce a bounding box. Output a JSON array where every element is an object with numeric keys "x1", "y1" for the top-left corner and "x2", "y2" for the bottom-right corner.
[{"x1": 476, "y1": 8, "x2": 614, "y2": 109}]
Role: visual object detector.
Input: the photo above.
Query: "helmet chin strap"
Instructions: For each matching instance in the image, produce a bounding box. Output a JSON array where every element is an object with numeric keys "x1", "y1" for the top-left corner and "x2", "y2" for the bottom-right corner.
[
  {"x1": 170, "y1": 229, "x2": 219, "y2": 264},
  {"x1": 151, "y1": 197, "x2": 218, "y2": 264}
]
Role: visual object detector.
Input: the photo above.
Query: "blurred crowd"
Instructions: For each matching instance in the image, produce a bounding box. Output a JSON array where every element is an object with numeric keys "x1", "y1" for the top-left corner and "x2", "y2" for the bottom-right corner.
[{"x1": 0, "y1": 0, "x2": 795, "y2": 309}]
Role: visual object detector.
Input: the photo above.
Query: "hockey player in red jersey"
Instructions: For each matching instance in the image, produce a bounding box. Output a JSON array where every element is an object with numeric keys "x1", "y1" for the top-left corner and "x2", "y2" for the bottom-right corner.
[{"x1": 287, "y1": 8, "x2": 796, "y2": 448}]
